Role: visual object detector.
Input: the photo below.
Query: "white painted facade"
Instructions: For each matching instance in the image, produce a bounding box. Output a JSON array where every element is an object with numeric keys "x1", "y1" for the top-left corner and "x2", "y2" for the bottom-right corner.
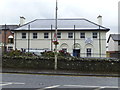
[
  {"x1": 108, "y1": 36, "x2": 120, "y2": 51},
  {"x1": 13, "y1": 19, "x2": 109, "y2": 57},
  {"x1": 14, "y1": 30, "x2": 107, "y2": 57}
]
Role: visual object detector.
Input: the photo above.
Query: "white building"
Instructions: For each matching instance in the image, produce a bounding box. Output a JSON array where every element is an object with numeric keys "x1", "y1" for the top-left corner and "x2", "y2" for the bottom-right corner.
[
  {"x1": 12, "y1": 18, "x2": 109, "y2": 57},
  {"x1": 107, "y1": 34, "x2": 120, "y2": 58}
]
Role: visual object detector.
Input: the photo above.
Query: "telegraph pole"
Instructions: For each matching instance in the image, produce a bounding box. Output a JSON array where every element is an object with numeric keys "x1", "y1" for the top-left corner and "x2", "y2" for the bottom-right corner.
[
  {"x1": 54, "y1": 0, "x2": 58, "y2": 70},
  {"x1": 28, "y1": 24, "x2": 30, "y2": 53},
  {"x1": 4, "y1": 24, "x2": 7, "y2": 53}
]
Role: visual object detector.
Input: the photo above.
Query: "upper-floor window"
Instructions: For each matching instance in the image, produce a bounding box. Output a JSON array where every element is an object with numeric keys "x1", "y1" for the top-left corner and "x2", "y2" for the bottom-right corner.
[
  {"x1": 68, "y1": 32, "x2": 73, "y2": 38},
  {"x1": 33, "y1": 33, "x2": 37, "y2": 39},
  {"x1": 44, "y1": 32, "x2": 49, "y2": 38},
  {"x1": 118, "y1": 41, "x2": 120, "y2": 45},
  {"x1": 22, "y1": 33, "x2": 26, "y2": 39},
  {"x1": 57, "y1": 32, "x2": 61, "y2": 38},
  {"x1": 80, "y1": 32, "x2": 85, "y2": 38},
  {"x1": 93, "y1": 32, "x2": 97, "y2": 38}
]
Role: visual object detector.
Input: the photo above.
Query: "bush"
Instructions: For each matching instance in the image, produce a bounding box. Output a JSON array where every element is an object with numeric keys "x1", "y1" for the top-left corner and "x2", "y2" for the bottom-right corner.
[{"x1": 41, "y1": 50, "x2": 71, "y2": 58}]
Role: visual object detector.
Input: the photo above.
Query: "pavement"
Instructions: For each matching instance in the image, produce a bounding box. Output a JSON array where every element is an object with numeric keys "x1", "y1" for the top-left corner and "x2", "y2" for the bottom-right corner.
[{"x1": 2, "y1": 68, "x2": 120, "y2": 77}]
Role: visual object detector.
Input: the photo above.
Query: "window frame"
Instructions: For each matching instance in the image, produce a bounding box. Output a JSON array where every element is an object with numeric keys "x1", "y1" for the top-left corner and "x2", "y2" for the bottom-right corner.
[
  {"x1": 33, "y1": 33, "x2": 38, "y2": 39},
  {"x1": 57, "y1": 32, "x2": 61, "y2": 38},
  {"x1": 22, "y1": 33, "x2": 26, "y2": 39},
  {"x1": 8, "y1": 46, "x2": 13, "y2": 51},
  {"x1": 86, "y1": 48, "x2": 91, "y2": 57},
  {"x1": 93, "y1": 32, "x2": 98, "y2": 38},
  {"x1": 62, "y1": 48, "x2": 67, "y2": 52},
  {"x1": 68, "y1": 32, "x2": 73, "y2": 38},
  {"x1": 44, "y1": 32, "x2": 49, "y2": 38},
  {"x1": 80, "y1": 32, "x2": 85, "y2": 38}
]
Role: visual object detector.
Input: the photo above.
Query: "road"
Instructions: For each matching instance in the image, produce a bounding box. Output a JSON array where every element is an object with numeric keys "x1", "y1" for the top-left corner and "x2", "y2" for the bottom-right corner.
[{"x1": 1, "y1": 73, "x2": 120, "y2": 90}]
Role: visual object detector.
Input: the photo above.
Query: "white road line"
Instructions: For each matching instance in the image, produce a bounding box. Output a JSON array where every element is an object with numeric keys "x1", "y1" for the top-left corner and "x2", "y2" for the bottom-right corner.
[
  {"x1": 0, "y1": 83, "x2": 12, "y2": 86},
  {"x1": 64, "y1": 85, "x2": 100, "y2": 88},
  {"x1": 43, "y1": 85, "x2": 60, "y2": 89},
  {"x1": 0, "y1": 82, "x2": 25, "y2": 86},
  {"x1": 63, "y1": 85, "x2": 119, "y2": 88}
]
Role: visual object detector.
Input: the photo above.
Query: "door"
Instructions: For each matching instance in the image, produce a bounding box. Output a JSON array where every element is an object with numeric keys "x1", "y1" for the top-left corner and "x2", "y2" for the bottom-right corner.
[{"x1": 73, "y1": 49, "x2": 80, "y2": 57}]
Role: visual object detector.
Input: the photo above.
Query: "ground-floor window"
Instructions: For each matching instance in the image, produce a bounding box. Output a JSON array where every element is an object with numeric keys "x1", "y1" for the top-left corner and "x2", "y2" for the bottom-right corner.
[
  {"x1": 86, "y1": 48, "x2": 91, "y2": 57},
  {"x1": 8, "y1": 46, "x2": 13, "y2": 51},
  {"x1": 62, "y1": 48, "x2": 67, "y2": 52}
]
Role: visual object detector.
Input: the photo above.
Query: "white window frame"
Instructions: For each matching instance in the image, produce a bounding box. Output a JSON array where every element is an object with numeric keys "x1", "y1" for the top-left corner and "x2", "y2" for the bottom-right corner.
[
  {"x1": 57, "y1": 32, "x2": 61, "y2": 38},
  {"x1": 68, "y1": 32, "x2": 73, "y2": 38},
  {"x1": 44, "y1": 32, "x2": 49, "y2": 38},
  {"x1": 8, "y1": 46, "x2": 13, "y2": 51},
  {"x1": 62, "y1": 48, "x2": 67, "y2": 52},
  {"x1": 86, "y1": 48, "x2": 91, "y2": 57},
  {"x1": 93, "y1": 32, "x2": 98, "y2": 38},
  {"x1": 22, "y1": 33, "x2": 26, "y2": 39},
  {"x1": 80, "y1": 32, "x2": 85, "y2": 38},
  {"x1": 33, "y1": 33, "x2": 37, "y2": 39}
]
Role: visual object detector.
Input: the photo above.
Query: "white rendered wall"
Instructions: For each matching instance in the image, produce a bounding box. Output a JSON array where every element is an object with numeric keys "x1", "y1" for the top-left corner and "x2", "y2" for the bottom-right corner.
[{"x1": 14, "y1": 30, "x2": 107, "y2": 57}]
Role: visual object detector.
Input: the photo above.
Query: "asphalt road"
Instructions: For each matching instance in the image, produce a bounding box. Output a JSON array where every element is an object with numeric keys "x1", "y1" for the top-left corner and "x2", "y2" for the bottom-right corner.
[{"x1": 1, "y1": 73, "x2": 120, "y2": 90}]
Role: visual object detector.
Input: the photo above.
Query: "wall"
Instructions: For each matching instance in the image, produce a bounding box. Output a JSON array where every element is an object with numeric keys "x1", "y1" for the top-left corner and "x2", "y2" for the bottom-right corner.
[{"x1": 14, "y1": 30, "x2": 107, "y2": 57}]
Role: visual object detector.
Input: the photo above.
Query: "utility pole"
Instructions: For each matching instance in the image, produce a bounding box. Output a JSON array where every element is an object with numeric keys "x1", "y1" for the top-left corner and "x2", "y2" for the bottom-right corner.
[
  {"x1": 99, "y1": 25, "x2": 101, "y2": 57},
  {"x1": 4, "y1": 24, "x2": 7, "y2": 53},
  {"x1": 54, "y1": 0, "x2": 58, "y2": 70},
  {"x1": 28, "y1": 24, "x2": 30, "y2": 53}
]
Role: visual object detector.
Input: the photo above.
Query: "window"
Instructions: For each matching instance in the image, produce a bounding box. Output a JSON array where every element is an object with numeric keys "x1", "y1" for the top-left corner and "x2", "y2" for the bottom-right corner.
[
  {"x1": 44, "y1": 32, "x2": 49, "y2": 38},
  {"x1": 80, "y1": 32, "x2": 85, "y2": 38},
  {"x1": 118, "y1": 41, "x2": 120, "y2": 45},
  {"x1": 33, "y1": 33, "x2": 37, "y2": 39},
  {"x1": 57, "y1": 32, "x2": 61, "y2": 38},
  {"x1": 22, "y1": 33, "x2": 26, "y2": 39},
  {"x1": 62, "y1": 48, "x2": 67, "y2": 52},
  {"x1": 0, "y1": 31, "x2": 1, "y2": 34},
  {"x1": 8, "y1": 38, "x2": 13, "y2": 44},
  {"x1": 93, "y1": 32, "x2": 97, "y2": 38},
  {"x1": 86, "y1": 48, "x2": 91, "y2": 57},
  {"x1": 8, "y1": 46, "x2": 13, "y2": 51},
  {"x1": 68, "y1": 32, "x2": 73, "y2": 38}
]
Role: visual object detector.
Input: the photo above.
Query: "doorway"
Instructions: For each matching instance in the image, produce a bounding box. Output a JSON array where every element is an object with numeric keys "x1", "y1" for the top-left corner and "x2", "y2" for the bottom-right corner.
[{"x1": 73, "y1": 49, "x2": 80, "y2": 57}]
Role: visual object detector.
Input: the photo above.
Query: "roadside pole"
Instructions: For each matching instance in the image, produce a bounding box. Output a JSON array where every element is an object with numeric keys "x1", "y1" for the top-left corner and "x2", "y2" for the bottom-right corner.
[{"x1": 54, "y1": 0, "x2": 58, "y2": 70}]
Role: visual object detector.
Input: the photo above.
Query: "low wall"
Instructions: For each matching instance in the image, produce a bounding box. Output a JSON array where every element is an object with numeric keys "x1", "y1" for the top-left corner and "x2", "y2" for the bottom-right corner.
[{"x1": 2, "y1": 56, "x2": 120, "y2": 73}]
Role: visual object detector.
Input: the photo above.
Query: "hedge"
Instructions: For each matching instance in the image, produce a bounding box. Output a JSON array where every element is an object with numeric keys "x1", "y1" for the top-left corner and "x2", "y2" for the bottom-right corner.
[{"x1": 2, "y1": 56, "x2": 120, "y2": 73}]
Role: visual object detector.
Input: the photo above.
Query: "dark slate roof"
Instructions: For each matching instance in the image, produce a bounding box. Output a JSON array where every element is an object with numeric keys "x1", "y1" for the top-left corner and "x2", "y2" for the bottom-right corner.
[
  {"x1": 107, "y1": 34, "x2": 120, "y2": 43},
  {"x1": 0, "y1": 25, "x2": 19, "y2": 30},
  {"x1": 14, "y1": 18, "x2": 110, "y2": 31}
]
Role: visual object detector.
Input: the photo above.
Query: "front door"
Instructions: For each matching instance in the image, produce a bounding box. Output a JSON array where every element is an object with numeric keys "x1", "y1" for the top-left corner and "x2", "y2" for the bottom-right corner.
[{"x1": 73, "y1": 49, "x2": 80, "y2": 57}]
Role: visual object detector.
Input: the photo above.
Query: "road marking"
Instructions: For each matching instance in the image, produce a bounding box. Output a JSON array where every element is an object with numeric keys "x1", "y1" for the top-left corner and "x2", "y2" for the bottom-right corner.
[
  {"x1": 0, "y1": 82, "x2": 12, "y2": 86},
  {"x1": 39, "y1": 85, "x2": 60, "y2": 90},
  {"x1": 63, "y1": 85, "x2": 119, "y2": 88},
  {"x1": 64, "y1": 85, "x2": 100, "y2": 88},
  {"x1": 0, "y1": 82, "x2": 25, "y2": 86}
]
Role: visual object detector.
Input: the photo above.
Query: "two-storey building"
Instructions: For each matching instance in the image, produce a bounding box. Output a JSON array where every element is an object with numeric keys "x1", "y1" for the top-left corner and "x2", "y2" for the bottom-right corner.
[{"x1": 12, "y1": 18, "x2": 109, "y2": 57}]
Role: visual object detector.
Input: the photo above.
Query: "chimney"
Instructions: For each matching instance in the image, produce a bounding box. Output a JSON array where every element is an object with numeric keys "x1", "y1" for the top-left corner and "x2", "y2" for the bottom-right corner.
[
  {"x1": 97, "y1": 15, "x2": 102, "y2": 25},
  {"x1": 20, "y1": 16, "x2": 25, "y2": 26}
]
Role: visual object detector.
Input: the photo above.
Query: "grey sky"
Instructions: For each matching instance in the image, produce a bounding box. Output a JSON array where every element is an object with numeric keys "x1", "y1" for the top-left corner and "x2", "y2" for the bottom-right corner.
[{"x1": 0, "y1": 0, "x2": 119, "y2": 36}]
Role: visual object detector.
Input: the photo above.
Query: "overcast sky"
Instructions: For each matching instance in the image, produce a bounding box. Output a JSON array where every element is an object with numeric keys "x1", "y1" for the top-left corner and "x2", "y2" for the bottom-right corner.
[{"x1": 0, "y1": 0, "x2": 119, "y2": 36}]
